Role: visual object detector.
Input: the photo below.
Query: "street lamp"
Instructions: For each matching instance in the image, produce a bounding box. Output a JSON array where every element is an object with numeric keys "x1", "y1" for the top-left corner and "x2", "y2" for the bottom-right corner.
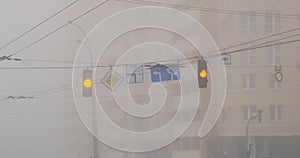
[
  {"x1": 70, "y1": 22, "x2": 99, "y2": 158},
  {"x1": 245, "y1": 111, "x2": 258, "y2": 158}
]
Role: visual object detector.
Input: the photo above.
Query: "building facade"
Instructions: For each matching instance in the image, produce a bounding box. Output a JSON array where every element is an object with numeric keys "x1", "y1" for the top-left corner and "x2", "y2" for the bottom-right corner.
[
  {"x1": 65, "y1": 0, "x2": 300, "y2": 158},
  {"x1": 210, "y1": 0, "x2": 300, "y2": 158}
]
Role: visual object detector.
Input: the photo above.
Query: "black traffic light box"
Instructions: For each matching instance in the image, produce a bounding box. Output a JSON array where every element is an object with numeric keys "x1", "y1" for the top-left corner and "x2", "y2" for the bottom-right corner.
[{"x1": 198, "y1": 59, "x2": 208, "y2": 88}]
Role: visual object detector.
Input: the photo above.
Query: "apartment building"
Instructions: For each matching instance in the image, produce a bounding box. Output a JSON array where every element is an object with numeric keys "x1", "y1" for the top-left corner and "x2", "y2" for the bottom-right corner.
[
  {"x1": 208, "y1": 0, "x2": 300, "y2": 158},
  {"x1": 64, "y1": 0, "x2": 300, "y2": 158}
]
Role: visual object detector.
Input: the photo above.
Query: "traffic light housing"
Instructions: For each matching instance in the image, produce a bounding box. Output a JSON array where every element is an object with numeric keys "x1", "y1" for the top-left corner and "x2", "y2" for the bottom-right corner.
[
  {"x1": 257, "y1": 110, "x2": 263, "y2": 122},
  {"x1": 83, "y1": 70, "x2": 93, "y2": 97},
  {"x1": 198, "y1": 59, "x2": 208, "y2": 88}
]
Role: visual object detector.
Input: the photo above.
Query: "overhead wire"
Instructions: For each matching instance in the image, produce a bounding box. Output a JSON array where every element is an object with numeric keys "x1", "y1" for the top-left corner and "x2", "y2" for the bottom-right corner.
[
  {"x1": 6, "y1": 0, "x2": 111, "y2": 57},
  {"x1": 4, "y1": 27, "x2": 299, "y2": 67},
  {"x1": 23, "y1": 83, "x2": 80, "y2": 96},
  {"x1": 0, "y1": 1, "x2": 298, "y2": 103},
  {"x1": 3, "y1": 74, "x2": 300, "y2": 101},
  {"x1": 0, "y1": 81, "x2": 82, "y2": 94},
  {"x1": 222, "y1": 38, "x2": 300, "y2": 56},
  {"x1": 211, "y1": 28, "x2": 300, "y2": 55},
  {"x1": 115, "y1": 0, "x2": 300, "y2": 19},
  {"x1": 1, "y1": 35, "x2": 300, "y2": 70},
  {"x1": 0, "y1": 0, "x2": 298, "y2": 66},
  {"x1": 0, "y1": 82, "x2": 80, "y2": 101},
  {"x1": 2, "y1": 0, "x2": 299, "y2": 61},
  {"x1": 144, "y1": 29, "x2": 300, "y2": 63},
  {"x1": 20, "y1": 58, "x2": 92, "y2": 65},
  {"x1": 180, "y1": 37, "x2": 300, "y2": 66},
  {"x1": 1, "y1": 77, "x2": 107, "y2": 100},
  {"x1": 2, "y1": 23, "x2": 299, "y2": 67},
  {"x1": 205, "y1": 32, "x2": 300, "y2": 58},
  {"x1": 0, "y1": 0, "x2": 80, "y2": 52}
]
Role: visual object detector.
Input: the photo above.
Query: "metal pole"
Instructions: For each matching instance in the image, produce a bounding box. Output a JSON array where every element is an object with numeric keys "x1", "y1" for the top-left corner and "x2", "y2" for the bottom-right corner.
[
  {"x1": 246, "y1": 113, "x2": 257, "y2": 158},
  {"x1": 70, "y1": 22, "x2": 99, "y2": 158},
  {"x1": 92, "y1": 96, "x2": 98, "y2": 158}
]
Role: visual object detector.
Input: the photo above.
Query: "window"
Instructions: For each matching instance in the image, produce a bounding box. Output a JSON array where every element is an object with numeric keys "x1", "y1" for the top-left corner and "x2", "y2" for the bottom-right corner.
[
  {"x1": 227, "y1": 14, "x2": 234, "y2": 36},
  {"x1": 240, "y1": 12, "x2": 256, "y2": 34},
  {"x1": 222, "y1": 108, "x2": 230, "y2": 122},
  {"x1": 241, "y1": 45, "x2": 256, "y2": 65},
  {"x1": 243, "y1": 105, "x2": 256, "y2": 120},
  {"x1": 266, "y1": 11, "x2": 280, "y2": 33},
  {"x1": 299, "y1": 13, "x2": 300, "y2": 27},
  {"x1": 178, "y1": 109, "x2": 194, "y2": 122},
  {"x1": 269, "y1": 73, "x2": 281, "y2": 89},
  {"x1": 178, "y1": 137, "x2": 200, "y2": 150},
  {"x1": 242, "y1": 73, "x2": 256, "y2": 89},
  {"x1": 266, "y1": 46, "x2": 281, "y2": 65},
  {"x1": 270, "y1": 105, "x2": 282, "y2": 121},
  {"x1": 227, "y1": 74, "x2": 232, "y2": 90}
]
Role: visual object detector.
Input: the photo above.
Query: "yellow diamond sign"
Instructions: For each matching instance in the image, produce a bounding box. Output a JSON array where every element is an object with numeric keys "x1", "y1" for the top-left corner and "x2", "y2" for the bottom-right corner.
[
  {"x1": 106, "y1": 74, "x2": 118, "y2": 86},
  {"x1": 101, "y1": 69, "x2": 123, "y2": 91}
]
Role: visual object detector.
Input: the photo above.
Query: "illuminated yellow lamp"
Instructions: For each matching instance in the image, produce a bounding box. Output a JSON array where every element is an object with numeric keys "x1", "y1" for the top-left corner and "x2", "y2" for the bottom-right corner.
[
  {"x1": 83, "y1": 78, "x2": 92, "y2": 88},
  {"x1": 199, "y1": 69, "x2": 207, "y2": 78},
  {"x1": 106, "y1": 75, "x2": 117, "y2": 86}
]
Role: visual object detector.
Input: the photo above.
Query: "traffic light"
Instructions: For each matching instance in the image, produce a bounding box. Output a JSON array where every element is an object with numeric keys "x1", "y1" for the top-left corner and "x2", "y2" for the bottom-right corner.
[
  {"x1": 198, "y1": 59, "x2": 208, "y2": 88},
  {"x1": 257, "y1": 110, "x2": 263, "y2": 122},
  {"x1": 83, "y1": 70, "x2": 93, "y2": 97}
]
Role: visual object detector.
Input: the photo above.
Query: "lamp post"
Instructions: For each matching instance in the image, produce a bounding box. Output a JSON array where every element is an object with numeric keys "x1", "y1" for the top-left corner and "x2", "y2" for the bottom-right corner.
[
  {"x1": 245, "y1": 112, "x2": 258, "y2": 158},
  {"x1": 70, "y1": 22, "x2": 99, "y2": 158}
]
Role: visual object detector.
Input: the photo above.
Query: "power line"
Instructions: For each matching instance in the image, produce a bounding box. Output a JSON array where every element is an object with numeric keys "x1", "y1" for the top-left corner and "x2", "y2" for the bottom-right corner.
[
  {"x1": 3, "y1": 27, "x2": 298, "y2": 67},
  {"x1": 0, "y1": 0, "x2": 80, "y2": 52},
  {"x1": 1, "y1": 76, "x2": 106, "y2": 100},
  {"x1": 155, "y1": 35, "x2": 300, "y2": 67},
  {"x1": 205, "y1": 32, "x2": 300, "y2": 58},
  {"x1": 2, "y1": 0, "x2": 298, "y2": 62},
  {"x1": 6, "y1": 0, "x2": 111, "y2": 57},
  {"x1": 0, "y1": 81, "x2": 78, "y2": 94},
  {"x1": 168, "y1": 27, "x2": 300, "y2": 62},
  {"x1": 216, "y1": 28, "x2": 300, "y2": 54},
  {"x1": 1, "y1": 37, "x2": 300, "y2": 70},
  {"x1": 4, "y1": 76, "x2": 300, "y2": 101},
  {"x1": 115, "y1": 0, "x2": 300, "y2": 19},
  {"x1": 32, "y1": 85, "x2": 80, "y2": 97},
  {"x1": 181, "y1": 37, "x2": 300, "y2": 65},
  {"x1": 24, "y1": 83, "x2": 79, "y2": 96},
  {"x1": 0, "y1": 83, "x2": 81, "y2": 101},
  {"x1": 223, "y1": 38, "x2": 300, "y2": 56},
  {"x1": 21, "y1": 58, "x2": 91, "y2": 65},
  {"x1": 2, "y1": 78, "x2": 106, "y2": 100},
  {"x1": 150, "y1": 30, "x2": 300, "y2": 63}
]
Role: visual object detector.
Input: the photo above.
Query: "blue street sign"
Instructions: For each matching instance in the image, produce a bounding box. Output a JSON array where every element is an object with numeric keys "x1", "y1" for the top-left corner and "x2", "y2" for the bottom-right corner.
[
  {"x1": 127, "y1": 64, "x2": 144, "y2": 84},
  {"x1": 150, "y1": 64, "x2": 180, "y2": 82}
]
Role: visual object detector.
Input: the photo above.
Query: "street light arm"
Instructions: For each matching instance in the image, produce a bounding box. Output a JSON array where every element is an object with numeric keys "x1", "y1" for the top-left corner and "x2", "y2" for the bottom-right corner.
[{"x1": 69, "y1": 21, "x2": 94, "y2": 68}]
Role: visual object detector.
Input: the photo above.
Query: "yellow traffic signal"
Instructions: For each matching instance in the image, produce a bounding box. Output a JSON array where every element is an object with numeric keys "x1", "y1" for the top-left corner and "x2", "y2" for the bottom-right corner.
[
  {"x1": 199, "y1": 69, "x2": 207, "y2": 78},
  {"x1": 83, "y1": 78, "x2": 92, "y2": 88},
  {"x1": 83, "y1": 70, "x2": 92, "y2": 97},
  {"x1": 198, "y1": 59, "x2": 208, "y2": 88}
]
